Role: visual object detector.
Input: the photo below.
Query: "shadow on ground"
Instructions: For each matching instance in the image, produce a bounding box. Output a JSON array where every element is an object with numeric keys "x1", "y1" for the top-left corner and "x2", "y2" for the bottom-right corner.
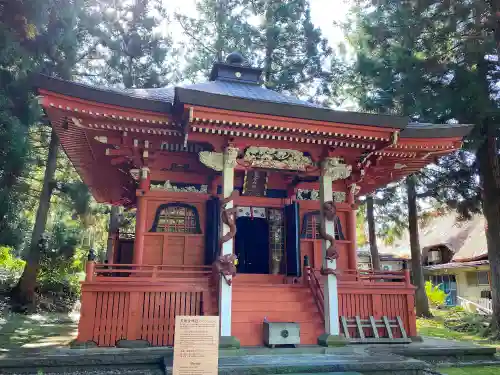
[{"x1": 0, "y1": 312, "x2": 78, "y2": 351}]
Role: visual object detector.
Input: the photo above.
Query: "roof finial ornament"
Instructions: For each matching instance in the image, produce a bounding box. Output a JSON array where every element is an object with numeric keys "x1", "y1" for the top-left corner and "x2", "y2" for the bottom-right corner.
[{"x1": 225, "y1": 51, "x2": 245, "y2": 66}]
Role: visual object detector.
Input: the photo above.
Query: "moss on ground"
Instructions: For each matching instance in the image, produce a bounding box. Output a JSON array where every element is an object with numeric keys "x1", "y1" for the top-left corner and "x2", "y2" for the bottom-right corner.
[{"x1": 439, "y1": 366, "x2": 500, "y2": 375}]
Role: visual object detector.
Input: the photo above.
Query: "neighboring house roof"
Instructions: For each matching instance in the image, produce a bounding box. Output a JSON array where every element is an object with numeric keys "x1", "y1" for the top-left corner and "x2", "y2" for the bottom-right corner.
[
  {"x1": 379, "y1": 212, "x2": 487, "y2": 261},
  {"x1": 357, "y1": 250, "x2": 407, "y2": 261},
  {"x1": 424, "y1": 259, "x2": 489, "y2": 271}
]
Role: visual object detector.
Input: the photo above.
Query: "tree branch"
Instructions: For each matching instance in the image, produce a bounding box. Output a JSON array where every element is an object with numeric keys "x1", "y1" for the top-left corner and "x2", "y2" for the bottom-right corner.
[{"x1": 175, "y1": 15, "x2": 217, "y2": 57}]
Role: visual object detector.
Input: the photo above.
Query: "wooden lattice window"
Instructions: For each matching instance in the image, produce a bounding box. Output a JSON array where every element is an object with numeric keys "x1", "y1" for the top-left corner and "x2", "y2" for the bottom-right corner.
[
  {"x1": 301, "y1": 211, "x2": 345, "y2": 240},
  {"x1": 150, "y1": 203, "x2": 201, "y2": 233},
  {"x1": 268, "y1": 209, "x2": 285, "y2": 272},
  {"x1": 304, "y1": 213, "x2": 320, "y2": 239}
]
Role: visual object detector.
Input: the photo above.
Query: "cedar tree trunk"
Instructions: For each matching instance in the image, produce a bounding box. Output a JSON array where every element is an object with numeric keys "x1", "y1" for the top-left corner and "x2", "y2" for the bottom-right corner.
[
  {"x1": 106, "y1": 206, "x2": 121, "y2": 262},
  {"x1": 406, "y1": 174, "x2": 432, "y2": 318},
  {"x1": 13, "y1": 129, "x2": 59, "y2": 309},
  {"x1": 366, "y1": 195, "x2": 381, "y2": 270},
  {"x1": 477, "y1": 134, "x2": 500, "y2": 335}
]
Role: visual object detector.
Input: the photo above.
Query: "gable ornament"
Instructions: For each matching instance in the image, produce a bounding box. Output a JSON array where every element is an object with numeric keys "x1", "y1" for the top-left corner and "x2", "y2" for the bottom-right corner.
[
  {"x1": 243, "y1": 146, "x2": 313, "y2": 171},
  {"x1": 296, "y1": 189, "x2": 346, "y2": 203},
  {"x1": 151, "y1": 180, "x2": 208, "y2": 194}
]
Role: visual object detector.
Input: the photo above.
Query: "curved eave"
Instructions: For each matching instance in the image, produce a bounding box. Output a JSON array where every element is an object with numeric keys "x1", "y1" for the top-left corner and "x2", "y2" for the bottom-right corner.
[
  {"x1": 401, "y1": 123, "x2": 474, "y2": 138},
  {"x1": 175, "y1": 87, "x2": 407, "y2": 128},
  {"x1": 34, "y1": 74, "x2": 173, "y2": 115},
  {"x1": 45, "y1": 108, "x2": 137, "y2": 205}
]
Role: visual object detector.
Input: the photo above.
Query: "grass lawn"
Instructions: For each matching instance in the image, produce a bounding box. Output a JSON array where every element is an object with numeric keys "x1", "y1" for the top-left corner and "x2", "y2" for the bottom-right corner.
[
  {"x1": 439, "y1": 367, "x2": 500, "y2": 375},
  {"x1": 417, "y1": 309, "x2": 500, "y2": 349}
]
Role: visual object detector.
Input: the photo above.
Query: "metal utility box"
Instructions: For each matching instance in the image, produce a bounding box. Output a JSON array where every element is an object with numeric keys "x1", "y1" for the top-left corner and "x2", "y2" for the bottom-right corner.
[{"x1": 263, "y1": 322, "x2": 300, "y2": 348}]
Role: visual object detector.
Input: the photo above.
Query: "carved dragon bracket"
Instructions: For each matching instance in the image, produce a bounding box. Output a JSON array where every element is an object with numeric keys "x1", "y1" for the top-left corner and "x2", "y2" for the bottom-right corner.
[{"x1": 212, "y1": 189, "x2": 240, "y2": 286}]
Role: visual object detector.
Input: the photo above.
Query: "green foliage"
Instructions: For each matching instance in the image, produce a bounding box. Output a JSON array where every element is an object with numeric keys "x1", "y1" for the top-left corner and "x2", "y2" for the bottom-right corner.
[
  {"x1": 347, "y1": 0, "x2": 500, "y2": 215},
  {"x1": 82, "y1": 0, "x2": 176, "y2": 88},
  {"x1": 0, "y1": 246, "x2": 25, "y2": 272},
  {"x1": 425, "y1": 281, "x2": 447, "y2": 308},
  {"x1": 0, "y1": 246, "x2": 26, "y2": 276},
  {"x1": 37, "y1": 243, "x2": 82, "y2": 312},
  {"x1": 347, "y1": 0, "x2": 500, "y2": 329},
  {"x1": 0, "y1": 13, "x2": 41, "y2": 249},
  {"x1": 177, "y1": 0, "x2": 334, "y2": 100},
  {"x1": 0, "y1": 246, "x2": 25, "y2": 292},
  {"x1": 356, "y1": 202, "x2": 367, "y2": 246},
  {"x1": 175, "y1": 0, "x2": 258, "y2": 81}
]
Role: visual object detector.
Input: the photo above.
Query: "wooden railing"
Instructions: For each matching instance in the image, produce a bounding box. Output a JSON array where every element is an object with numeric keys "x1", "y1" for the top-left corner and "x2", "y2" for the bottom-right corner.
[
  {"x1": 86, "y1": 262, "x2": 212, "y2": 282},
  {"x1": 304, "y1": 266, "x2": 324, "y2": 317},
  {"x1": 78, "y1": 262, "x2": 215, "y2": 347},
  {"x1": 336, "y1": 269, "x2": 410, "y2": 284},
  {"x1": 303, "y1": 266, "x2": 417, "y2": 338}
]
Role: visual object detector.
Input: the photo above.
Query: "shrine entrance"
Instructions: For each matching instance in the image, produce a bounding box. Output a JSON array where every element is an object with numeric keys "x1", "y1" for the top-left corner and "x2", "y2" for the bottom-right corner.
[{"x1": 235, "y1": 216, "x2": 270, "y2": 274}]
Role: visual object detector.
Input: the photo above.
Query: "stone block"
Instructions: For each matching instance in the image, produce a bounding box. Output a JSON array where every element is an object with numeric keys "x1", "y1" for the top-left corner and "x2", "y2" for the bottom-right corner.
[
  {"x1": 219, "y1": 335, "x2": 240, "y2": 349},
  {"x1": 116, "y1": 339, "x2": 151, "y2": 348},
  {"x1": 69, "y1": 340, "x2": 98, "y2": 349},
  {"x1": 318, "y1": 333, "x2": 348, "y2": 347}
]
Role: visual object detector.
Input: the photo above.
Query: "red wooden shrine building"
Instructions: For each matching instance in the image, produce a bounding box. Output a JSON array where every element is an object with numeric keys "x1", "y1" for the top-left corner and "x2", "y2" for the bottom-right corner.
[{"x1": 36, "y1": 53, "x2": 472, "y2": 348}]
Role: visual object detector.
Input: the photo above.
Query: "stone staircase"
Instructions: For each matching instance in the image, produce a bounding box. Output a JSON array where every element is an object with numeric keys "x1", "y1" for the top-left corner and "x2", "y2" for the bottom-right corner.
[{"x1": 231, "y1": 274, "x2": 324, "y2": 346}]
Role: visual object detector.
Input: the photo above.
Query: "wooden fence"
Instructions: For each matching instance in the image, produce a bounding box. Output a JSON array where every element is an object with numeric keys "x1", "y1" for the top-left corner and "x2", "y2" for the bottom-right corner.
[
  {"x1": 305, "y1": 267, "x2": 417, "y2": 338},
  {"x1": 78, "y1": 262, "x2": 417, "y2": 347},
  {"x1": 77, "y1": 262, "x2": 214, "y2": 346}
]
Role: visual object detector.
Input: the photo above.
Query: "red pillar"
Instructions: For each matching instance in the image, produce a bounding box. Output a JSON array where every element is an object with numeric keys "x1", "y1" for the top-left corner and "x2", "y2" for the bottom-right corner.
[
  {"x1": 133, "y1": 168, "x2": 150, "y2": 265},
  {"x1": 347, "y1": 193, "x2": 358, "y2": 270}
]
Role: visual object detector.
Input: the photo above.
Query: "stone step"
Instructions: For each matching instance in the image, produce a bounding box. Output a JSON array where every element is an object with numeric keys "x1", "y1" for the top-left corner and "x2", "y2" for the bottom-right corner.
[
  {"x1": 179, "y1": 352, "x2": 428, "y2": 375},
  {"x1": 233, "y1": 274, "x2": 287, "y2": 284},
  {"x1": 232, "y1": 310, "x2": 320, "y2": 323},
  {"x1": 233, "y1": 300, "x2": 316, "y2": 312}
]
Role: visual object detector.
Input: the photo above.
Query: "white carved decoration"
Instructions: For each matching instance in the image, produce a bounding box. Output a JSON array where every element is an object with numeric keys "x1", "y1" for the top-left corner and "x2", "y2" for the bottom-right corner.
[
  {"x1": 130, "y1": 169, "x2": 140, "y2": 181},
  {"x1": 199, "y1": 151, "x2": 224, "y2": 171},
  {"x1": 224, "y1": 146, "x2": 239, "y2": 168},
  {"x1": 349, "y1": 183, "x2": 361, "y2": 198},
  {"x1": 198, "y1": 147, "x2": 239, "y2": 171},
  {"x1": 94, "y1": 136, "x2": 108, "y2": 144},
  {"x1": 296, "y1": 189, "x2": 346, "y2": 203},
  {"x1": 394, "y1": 163, "x2": 406, "y2": 170},
  {"x1": 151, "y1": 180, "x2": 208, "y2": 194},
  {"x1": 140, "y1": 167, "x2": 150, "y2": 179},
  {"x1": 244, "y1": 146, "x2": 313, "y2": 171},
  {"x1": 322, "y1": 157, "x2": 352, "y2": 181}
]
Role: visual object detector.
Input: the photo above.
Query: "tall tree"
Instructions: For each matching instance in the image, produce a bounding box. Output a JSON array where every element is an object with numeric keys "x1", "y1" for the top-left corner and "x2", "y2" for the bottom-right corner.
[
  {"x1": 82, "y1": 0, "x2": 175, "y2": 257},
  {"x1": 249, "y1": 0, "x2": 332, "y2": 97},
  {"x1": 406, "y1": 174, "x2": 431, "y2": 317},
  {"x1": 346, "y1": 0, "x2": 448, "y2": 317},
  {"x1": 0, "y1": 0, "x2": 45, "y2": 248},
  {"x1": 347, "y1": 0, "x2": 500, "y2": 331},
  {"x1": 175, "y1": 0, "x2": 257, "y2": 81},
  {"x1": 15, "y1": 129, "x2": 59, "y2": 307},
  {"x1": 177, "y1": 0, "x2": 332, "y2": 99},
  {"x1": 82, "y1": 0, "x2": 175, "y2": 88},
  {"x1": 365, "y1": 195, "x2": 380, "y2": 270},
  {"x1": 12, "y1": 0, "x2": 95, "y2": 308}
]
